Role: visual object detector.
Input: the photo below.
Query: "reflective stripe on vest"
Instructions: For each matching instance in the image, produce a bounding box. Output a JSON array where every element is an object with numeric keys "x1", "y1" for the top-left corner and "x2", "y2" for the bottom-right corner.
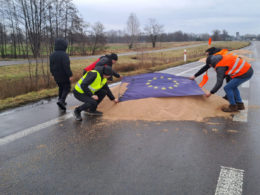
[
  {"x1": 76, "y1": 83, "x2": 84, "y2": 93},
  {"x1": 215, "y1": 54, "x2": 251, "y2": 78},
  {"x1": 227, "y1": 57, "x2": 240, "y2": 75},
  {"x1": 231, "y1": 60, "x2": 246, "y2": 76},
  {"x1": 74, "y1": 70, "x2": 107, "y2": 94},
  {"x1": 75, "y1": 74, "x2": 88, "y2": 94}
]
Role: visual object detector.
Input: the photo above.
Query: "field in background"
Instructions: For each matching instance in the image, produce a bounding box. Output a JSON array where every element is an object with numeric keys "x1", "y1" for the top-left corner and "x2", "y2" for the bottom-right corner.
[
  {"x1": 0, "y1": 41, "x2": 250, "y2": 110},
  {"x1": 0, "y1": 41, "x2": 203, "y2": 60},
  {"x1": 104, "y1": 41, "x2": 203, "y2": 53}
]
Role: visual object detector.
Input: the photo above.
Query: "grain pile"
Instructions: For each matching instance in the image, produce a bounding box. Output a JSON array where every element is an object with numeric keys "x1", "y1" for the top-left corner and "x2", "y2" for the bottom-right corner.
[{"x1": 98, "y1": 84, "x2": 231, "y2": 122}]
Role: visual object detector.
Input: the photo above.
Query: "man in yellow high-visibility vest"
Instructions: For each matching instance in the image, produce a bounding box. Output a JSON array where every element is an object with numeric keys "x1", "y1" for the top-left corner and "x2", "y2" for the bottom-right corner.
[{"x1": 73, "y1": 66, "x2": 119, "y2": 121}]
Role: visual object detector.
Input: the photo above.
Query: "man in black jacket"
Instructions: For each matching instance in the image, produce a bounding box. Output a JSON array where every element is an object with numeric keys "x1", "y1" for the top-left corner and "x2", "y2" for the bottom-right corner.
[
  {"x1": 83, "y1": 53, "x2": 122, "y2": 80},
  {"x1": 50, "y1": 38, "x2": 72, "y2": 111},
  {"x1": 73, "y1": 66, "x2": 119, "y2": 121}
]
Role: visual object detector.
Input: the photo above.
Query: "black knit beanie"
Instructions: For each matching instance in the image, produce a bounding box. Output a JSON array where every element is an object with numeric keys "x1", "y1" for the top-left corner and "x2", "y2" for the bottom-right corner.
[
  {"x1": 205, "y1": 47, "x2": 221, "y2": 55},
  {"x1": 110, "y1": 53, "x2": 118, "y2": 61}
]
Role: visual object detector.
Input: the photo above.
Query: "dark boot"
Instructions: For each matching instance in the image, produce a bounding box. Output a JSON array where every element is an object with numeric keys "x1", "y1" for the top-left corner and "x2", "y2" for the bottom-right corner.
[
  {"x1": 74, "y1": 108, "x2": 82, "y2": 121},
  {"x1": 237, "y1": 102, "x2": 245, "y2": 110},
  {"x1": 222, "y1": 95, "x2": 228, "y2": 100},
  {"x1": 57, "y1": 100, "x2": 66, "y2": 110},
  {"x1": 222, "y1": 104, "x2": 238, "y2": 112},
  {"x1": 85, "y1": 110, "x2": 103, "y2": 116}
]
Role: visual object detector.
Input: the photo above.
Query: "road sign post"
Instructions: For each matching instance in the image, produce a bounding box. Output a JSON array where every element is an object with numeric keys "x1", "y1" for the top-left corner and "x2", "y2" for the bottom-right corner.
[{"x1": 184, "y1": 49, "x2": 187, "y2": 62}]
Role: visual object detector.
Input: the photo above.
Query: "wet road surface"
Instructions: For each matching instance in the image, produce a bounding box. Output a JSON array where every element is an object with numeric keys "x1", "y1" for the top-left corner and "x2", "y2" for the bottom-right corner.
[{"x1": 0, "y1": 42, "x2": 260, "y2": 194}]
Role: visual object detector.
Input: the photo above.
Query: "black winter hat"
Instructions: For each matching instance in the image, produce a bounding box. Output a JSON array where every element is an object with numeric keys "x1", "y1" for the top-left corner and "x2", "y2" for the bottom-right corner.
[
  {"x1": 110, "y1": 53, "x2": 118, "y2": 61},
  {"x1": 103, "y1": 66, "x2": 113, "y2": 76},
  {"x1": 205, "y1": 47, "x2": 221, "y2": 55}
]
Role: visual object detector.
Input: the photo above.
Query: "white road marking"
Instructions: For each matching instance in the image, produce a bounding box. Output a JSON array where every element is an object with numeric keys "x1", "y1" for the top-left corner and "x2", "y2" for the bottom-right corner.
[
  {"x1": 175, "y1": 64, "x2": 204, "y2": 76},
  {"x1": 215, "y1": 166, "x2": 244, "y2": 195},
  {"x1": 233, "y1": 100, "x2": 248, "y2": 122},
  {"x1": 0, "y1": 113, "x2": 73, "y2": 146},
  {"x1": 241, "y1": 81, "x2": 250, "y2": 88}
]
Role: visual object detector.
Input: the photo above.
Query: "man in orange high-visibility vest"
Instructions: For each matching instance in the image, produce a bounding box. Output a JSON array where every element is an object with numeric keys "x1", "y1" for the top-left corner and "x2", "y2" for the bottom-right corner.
[
  {"x1": 190, "y1": 47, "x2": 230, "y2": 81},
  {"x1": 204, "y1": 54, "x2": 253, "y2": 112},
  {"x1": 190, "y1": 47, "x2": 231, "y2": 99}
]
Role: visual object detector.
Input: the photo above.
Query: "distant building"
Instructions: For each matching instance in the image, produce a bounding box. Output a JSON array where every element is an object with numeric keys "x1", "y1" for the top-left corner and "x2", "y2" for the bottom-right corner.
[
  {"x1": 236, "y1": 32, "x2": 240, "y2": 40},
  {"x1": 244, "y1": 34, "x2": 257, "y2": 41}
]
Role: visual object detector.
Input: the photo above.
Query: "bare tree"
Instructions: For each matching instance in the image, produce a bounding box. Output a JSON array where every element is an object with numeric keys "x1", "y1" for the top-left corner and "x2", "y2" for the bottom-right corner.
[
  {"x1": 0, "y1": 23, "x2": 8, "y2": 58},
  {"x1": 89, "y1": 22, "x2": 106, "y2": 55},
  {"x1": 212, "y1": 30, "x2": 221, "y2": 41},
  {"x1": 221, "y1": 29, "x2": 229, "y2": 41},
  {"x1": 19, "y1": 0, "x2": 45, "y2": 58},
  {"x1": 67, "y1": 13, "x2": 86, "y2": 55},
  {"x1": 126, "y1": 13, "x2": 140, "y2": 49},
  {"x1": 106, "y1": 30, "x2": 126, "y2": 43},
  {"x1": 144, "y1": 18, "x2": 163, "y2": 48},
  {"x1": 198, "y1": 33, "x2": 210, "y2": 41}
]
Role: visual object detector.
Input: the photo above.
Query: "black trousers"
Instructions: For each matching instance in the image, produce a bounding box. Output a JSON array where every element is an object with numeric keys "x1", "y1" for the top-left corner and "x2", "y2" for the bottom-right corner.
[
  {"x1": 73, "y1": 89, "x2": 106, "y2": 112},
  {"x1": 56, "y1": 81, "x2": 71, "y2": 103}
]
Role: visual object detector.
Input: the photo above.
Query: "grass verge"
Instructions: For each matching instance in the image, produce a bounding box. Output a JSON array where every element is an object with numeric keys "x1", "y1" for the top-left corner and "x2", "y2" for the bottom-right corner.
[{"x1": 0, "y1": 88, "x2": 58, "y2": 110}]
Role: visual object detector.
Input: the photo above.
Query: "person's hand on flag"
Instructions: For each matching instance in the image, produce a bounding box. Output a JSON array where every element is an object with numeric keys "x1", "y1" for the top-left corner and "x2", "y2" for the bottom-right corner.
[
  {"x1": 113, "y1": 98, "x2": 119, "y2": 103},
  {"x1": 205, "y1": 92, "x2": 211, "y2": 98},
  {"x1": 189, "y1": 75, "x2": 195, "y2": 80}
]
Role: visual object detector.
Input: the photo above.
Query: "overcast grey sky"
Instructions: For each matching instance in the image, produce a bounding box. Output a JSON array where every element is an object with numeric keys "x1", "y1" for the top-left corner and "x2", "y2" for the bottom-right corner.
[{"x1": 73, "y1": 0, "x2": 260, "y2": 36}]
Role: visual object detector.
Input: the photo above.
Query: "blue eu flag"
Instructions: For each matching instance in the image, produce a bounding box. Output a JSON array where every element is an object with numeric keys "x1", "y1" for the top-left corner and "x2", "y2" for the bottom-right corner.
[{"x1": 120, "y1": 73, "x2": 204, "y2": 101}]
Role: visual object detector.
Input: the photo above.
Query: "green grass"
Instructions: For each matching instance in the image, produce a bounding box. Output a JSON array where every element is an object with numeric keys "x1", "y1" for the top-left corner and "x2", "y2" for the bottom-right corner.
[{"x1": 0, "y1": 88, "x2": 58, "y2": 110}]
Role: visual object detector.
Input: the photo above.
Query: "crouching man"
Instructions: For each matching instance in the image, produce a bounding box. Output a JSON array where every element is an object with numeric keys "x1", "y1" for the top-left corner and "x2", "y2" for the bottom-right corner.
[
  {"x1": 205, "y1": 54, "x2": 253, "y2": 112},
  {"x1": 73, "y1": 66, "x2": 119, "y2": 121}
]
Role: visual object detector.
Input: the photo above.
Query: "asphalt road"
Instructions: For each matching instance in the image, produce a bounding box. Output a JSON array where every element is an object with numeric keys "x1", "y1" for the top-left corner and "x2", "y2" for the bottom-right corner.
[
  {"x1": 0, "y1": 42, "x2": 259, "y2": 194},
  {"x1": 0, "y1": 43, "x2": 207, "y2": 67}
]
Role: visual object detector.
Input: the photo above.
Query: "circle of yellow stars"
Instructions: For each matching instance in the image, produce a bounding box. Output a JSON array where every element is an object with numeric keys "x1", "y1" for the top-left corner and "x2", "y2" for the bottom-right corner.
[{"x1": 145, "y1": 76, "x2": 180, "y2": 90}]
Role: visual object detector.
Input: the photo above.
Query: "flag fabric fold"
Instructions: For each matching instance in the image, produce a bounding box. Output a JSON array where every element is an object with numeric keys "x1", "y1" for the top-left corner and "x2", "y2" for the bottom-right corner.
[{"x1": 119, "y1": 73, "x2": 205, "y2": 101}]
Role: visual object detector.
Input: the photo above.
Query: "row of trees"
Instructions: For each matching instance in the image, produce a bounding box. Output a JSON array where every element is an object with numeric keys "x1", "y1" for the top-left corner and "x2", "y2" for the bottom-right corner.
[
  {"x1": 0, "y1": 0, "x2": 110, "y2": 58},
  {"x1": 1, "y1": 1, "x2": 240, "y2": 60},
  {"x1": 0, "y1": 1, "x2": 256, "y2": 97}
]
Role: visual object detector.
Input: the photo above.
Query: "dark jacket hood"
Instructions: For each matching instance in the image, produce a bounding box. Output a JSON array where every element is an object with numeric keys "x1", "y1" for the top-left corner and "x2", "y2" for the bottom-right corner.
[
  {"x1": 94, "y1": 66, "x2": 104, "y2": 78},
  {"x1": 54, "y1": 38, "x2": 68, "y2": 51},
  {"x1": 94, "y1": 66, "x2": 113, "y2": 78},
  {"x1": 103, "y1": 55, "x2": 113, "y2": 62}
]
